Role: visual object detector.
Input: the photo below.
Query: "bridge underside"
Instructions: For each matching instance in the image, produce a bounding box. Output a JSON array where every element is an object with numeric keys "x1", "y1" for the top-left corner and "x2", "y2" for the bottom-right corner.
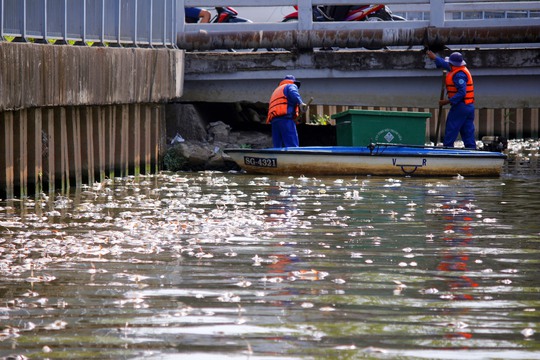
[{"x1": 182, "y1": 48, "x2": 540, "y2": 109}]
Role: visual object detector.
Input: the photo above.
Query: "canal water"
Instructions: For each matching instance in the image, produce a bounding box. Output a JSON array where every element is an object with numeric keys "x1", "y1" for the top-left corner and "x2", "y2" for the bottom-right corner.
[{"x1": 1, "y1": 170, "x2": 539, "y2": 359}]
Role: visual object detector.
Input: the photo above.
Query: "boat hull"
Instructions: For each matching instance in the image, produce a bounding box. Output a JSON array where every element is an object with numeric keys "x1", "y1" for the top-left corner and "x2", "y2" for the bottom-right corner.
[{"x1": 224, "y1": 146, "x2": 507, "y2": 177}]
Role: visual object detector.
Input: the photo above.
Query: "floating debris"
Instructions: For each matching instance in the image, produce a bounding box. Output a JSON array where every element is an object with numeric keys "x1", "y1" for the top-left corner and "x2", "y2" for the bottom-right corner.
[
  {"x1": 319, "y1": 306, "x2": 336, "y2": 312},
  {"x1": 0, "y1": 166, "x2": 538, "y2": 357},
  {"x1": 44, "y1": 320, "x2": 68, "y2": 330},
  {"x1": 235, "y1": 279, "x2": 252, "y2": 288},
  {"x1": 420, "y1": 288, "x2": 439, "y2": 295},
  {"x1": 291, "y1": 269, "x2": 329, "y2": 281},
  {"x1": 362, "y1": 346, "x2": 388, "y2": 354}
]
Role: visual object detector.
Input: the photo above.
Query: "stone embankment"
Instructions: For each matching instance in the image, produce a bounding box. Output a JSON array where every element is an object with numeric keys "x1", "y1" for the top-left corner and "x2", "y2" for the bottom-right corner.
[
  {"x1": 163, "y1": 103, "x2": 273, "y2": 172},
  {"x1": 164, "y1": 102, "x2": 337, "y2": 172}
]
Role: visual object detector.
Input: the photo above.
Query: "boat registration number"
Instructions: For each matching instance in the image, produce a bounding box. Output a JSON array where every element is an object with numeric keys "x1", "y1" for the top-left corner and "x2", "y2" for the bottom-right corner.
[{"x1": 244, "y1": 156, "x2": 277, "y2": 168}]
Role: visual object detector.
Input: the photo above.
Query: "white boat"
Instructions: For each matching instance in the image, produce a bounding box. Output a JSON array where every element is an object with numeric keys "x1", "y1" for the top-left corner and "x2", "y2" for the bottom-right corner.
[{"x1": 224, "y1": 144, "x2": 507, "y2": 177}]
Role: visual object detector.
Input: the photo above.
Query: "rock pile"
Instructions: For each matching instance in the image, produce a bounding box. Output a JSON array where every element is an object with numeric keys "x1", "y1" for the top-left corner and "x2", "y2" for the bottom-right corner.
[{"x1": 164, "y1": 103, "x2": 272, "y2": 172}]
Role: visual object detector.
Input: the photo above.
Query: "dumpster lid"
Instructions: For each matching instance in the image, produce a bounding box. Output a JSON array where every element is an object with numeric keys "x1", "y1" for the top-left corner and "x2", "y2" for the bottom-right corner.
[{"x1": 331, "y1": 109, "x2": 432, "y2": 119}]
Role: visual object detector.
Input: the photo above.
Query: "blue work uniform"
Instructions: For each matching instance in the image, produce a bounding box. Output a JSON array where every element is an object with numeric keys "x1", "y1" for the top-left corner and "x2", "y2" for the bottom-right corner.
[
  {"x1": 434, "y1": 57, "x2": 476, "y2": 149},
  {"x1": 270, "y1": 83, "x2": 303, "y2": 148}
]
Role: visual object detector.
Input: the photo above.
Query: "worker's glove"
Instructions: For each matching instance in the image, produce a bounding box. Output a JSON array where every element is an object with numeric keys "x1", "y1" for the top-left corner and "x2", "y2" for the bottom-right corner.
[{"x1": 300, "y1": 103, "x2": 308, "y2": 113}]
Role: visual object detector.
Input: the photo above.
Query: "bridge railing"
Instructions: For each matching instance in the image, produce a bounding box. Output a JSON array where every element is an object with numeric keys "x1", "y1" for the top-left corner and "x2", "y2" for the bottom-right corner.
[
  {"x1": 0, "y1": 0, "x2": 178, "y2": 47},
  {"x1": 1, "y1": 0, "x2": 539, "y2": 47},
  {"x1": 181, "y1": 0, "x2": 540, "y2": 32}
]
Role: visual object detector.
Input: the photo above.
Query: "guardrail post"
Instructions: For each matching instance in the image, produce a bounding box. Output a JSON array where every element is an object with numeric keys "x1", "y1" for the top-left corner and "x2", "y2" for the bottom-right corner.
[
  {"x1": 170, "y1": 0, "x2": 178, "y2": 48},
  {"x1": 42, "y1": 0, "x2": 48, "y2": 43},
  {"x1": 96, "y1": 0, "x2": 105, "y2": 46},
  {"x1": 430, "y1": 0, "x2": 445, "y2": 27},
  {"x1": 12, "y1": 0, "x2": 28, "y2": 42},
  {"x1": 149, "y1": 0, "x2": 154, "y2": 47},
  {"x1": 133, "y1": 0, "x2": 138, "y2": 47},
  {"x1": 83, "y1": 0, "x2": 87, "y2": 44},
  {"x1": 0, "y1": 0, "x2": 4, "y2": 41},
  {"x1": 177, "y1": 0, "x2": 185, "y2": 35},
  {"x1": 74, "y1": 0, "x2": 88, "y2": 46},
  {"x1": 56, "y1": 0, "x2": 68, "y2": 44},
  {"x1": 115, "y1": 0, "x2": 121, "y2": 46},
  {"x1": 298, "y1": 0, "x2": 313, "y2": 31}
]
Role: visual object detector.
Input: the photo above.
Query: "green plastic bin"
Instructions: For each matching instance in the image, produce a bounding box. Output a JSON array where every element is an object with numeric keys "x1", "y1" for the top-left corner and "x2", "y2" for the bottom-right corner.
[{"x1": 331, "y1": 109, "x2": 431, "y2": 146}]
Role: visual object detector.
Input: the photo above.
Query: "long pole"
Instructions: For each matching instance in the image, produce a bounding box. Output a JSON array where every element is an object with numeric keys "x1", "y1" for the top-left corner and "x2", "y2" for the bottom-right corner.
[{"x1": 434, "y1": 71, "x2": 447, "y2": 146}]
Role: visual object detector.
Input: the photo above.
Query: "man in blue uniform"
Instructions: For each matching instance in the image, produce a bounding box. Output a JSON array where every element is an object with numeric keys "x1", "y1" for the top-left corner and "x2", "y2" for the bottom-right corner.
[
  {"x1": 266, "y1": 75, "x2": 307, "y2": 148},
  {"x1": 427, "y1": 50, "x2": 476, "y2": 149}
]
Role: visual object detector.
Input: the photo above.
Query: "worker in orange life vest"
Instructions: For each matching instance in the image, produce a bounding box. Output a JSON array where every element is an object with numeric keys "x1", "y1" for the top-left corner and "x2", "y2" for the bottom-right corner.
[
  {"x1": 427, "y1": 50, "x2": 476, "y2": 149},
  {"x1": 266, "y1": 75, "x2": 307, "y2": 148}
]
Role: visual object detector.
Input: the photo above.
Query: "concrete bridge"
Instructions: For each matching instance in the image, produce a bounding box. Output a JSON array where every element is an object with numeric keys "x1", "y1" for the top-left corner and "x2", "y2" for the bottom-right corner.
[
  {"x1": 1, "y1": 0, "x2": 540, "y2": 198},
  {"x1": 182, "y1": 47, "x2": 540, "y2": 109},
  {"x1": 177, "y1": 0, "x2": 540, "y2": 108}
]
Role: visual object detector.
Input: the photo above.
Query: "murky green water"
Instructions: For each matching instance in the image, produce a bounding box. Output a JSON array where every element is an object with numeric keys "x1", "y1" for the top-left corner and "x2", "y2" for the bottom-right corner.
[{"x1": 1, "y1": 172, "x2": 539, "y2": 359}]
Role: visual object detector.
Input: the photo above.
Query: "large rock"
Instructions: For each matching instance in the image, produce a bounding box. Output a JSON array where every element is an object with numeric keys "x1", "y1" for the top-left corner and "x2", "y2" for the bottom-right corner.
[
  {"x1": 164, "y1": 142, "x2": 214, "y2": 171},
  {"x1": 165, "y1": 103, "x2": 207, "y2": 142},
  {"x1": 164, "y1": 103, "x2": 273, "y2": 171},
  {"x1": 163, "y1": 117, "x2": 271, "y2": 171},
  {"x1": 207, "y1": 121, "x2": 231, "y2": 143}
]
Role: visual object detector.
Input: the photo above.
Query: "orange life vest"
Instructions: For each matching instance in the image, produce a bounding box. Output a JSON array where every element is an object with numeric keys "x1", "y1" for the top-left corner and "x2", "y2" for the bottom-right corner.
[
  {"x1": 266, "y1": 80, "x2": 299, "y2": 123},
  {"x1": 446, "y1": 66, "x2": 474, "y2": 105}
]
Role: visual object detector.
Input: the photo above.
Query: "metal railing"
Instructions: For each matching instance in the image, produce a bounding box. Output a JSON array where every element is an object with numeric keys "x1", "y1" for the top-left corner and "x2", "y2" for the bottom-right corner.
[
  {"x1": 181, "y1": 0, "x2": 540, "y2": 32},
  {"x1": 0, "y1": 0, "x2": 178, "y2": 47},
  {"x1": 1, "y1": 0, "x2": 539, "y2": 47}
]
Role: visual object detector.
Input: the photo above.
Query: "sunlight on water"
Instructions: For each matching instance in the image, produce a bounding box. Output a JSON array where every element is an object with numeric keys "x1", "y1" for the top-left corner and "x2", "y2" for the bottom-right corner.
[{"x1": 0, "y1": 172, "x2": 539, "y2": 359}]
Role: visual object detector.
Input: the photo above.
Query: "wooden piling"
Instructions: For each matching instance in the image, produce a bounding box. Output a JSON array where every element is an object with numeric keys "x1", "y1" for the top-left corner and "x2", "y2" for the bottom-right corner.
[
  {"x1": 108, "y1": 106, "x2": 117, "y2": 180},
  {"x1": 95, "y1": 106, "x2": 106, "y2": 183},
  {"x1": 45, "y1": 108, "x2": 55, "y2": 193},
  {"x1": 28, "y1": 108, "x2": 43, "y2": 195},
  {"x1": 132, "y1": 104, "x2": 141, "y2": 177},
  {"x1": 16, "y1": 110, "x2": 28, "y2": 197},
  {"x1": 82, "y1": 107, "x2": 95, "y2": 186},
  {"x1": 144, "y1": 106, "x2": 152, "y2": 175},
  {"x1": 2, "y1": 112, "x2": 15, "y2": 199}
]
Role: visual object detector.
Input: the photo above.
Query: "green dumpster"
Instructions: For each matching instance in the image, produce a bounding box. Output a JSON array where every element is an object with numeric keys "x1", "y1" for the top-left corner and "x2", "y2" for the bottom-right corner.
[{"x1": 331, "y1": 109, "x2": 431, "y2": 146}]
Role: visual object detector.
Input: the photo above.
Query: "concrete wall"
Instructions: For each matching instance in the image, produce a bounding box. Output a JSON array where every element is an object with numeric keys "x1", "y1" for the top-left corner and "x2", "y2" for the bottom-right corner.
[
  {"x1": 0, "y1": 42, "x2": 184, "y2": 198},
  {"x1": 0, "y1": 43, "x2": 184, "y2": 111},
  {"x1": 182, "y1": 48, "x2": 540, "y2": 109}
]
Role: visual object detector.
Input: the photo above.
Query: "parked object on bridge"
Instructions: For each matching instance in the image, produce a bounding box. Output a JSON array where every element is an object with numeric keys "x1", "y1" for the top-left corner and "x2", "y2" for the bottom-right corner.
[
  {"x1": 224, "y1": 144, "x2": 507, "y2": 177},
  {"x1": 186, "y1": 6, "x2": 251, "y2": 24},
  {"x1": 185, "y1": 7, "x2": 211, "y2": 23},
  {"x1": 283, "y1": 4, "x2": 403, "y2": 50},
  {"x1": 209, "y1": 7, "x2": 254, "y2": 51},
  {"x1": 283, "y1": 4, "x2": 404, "y2": 23},
  {"x1": 211, "y1": 7, "x2": 252, "y2": 24}
]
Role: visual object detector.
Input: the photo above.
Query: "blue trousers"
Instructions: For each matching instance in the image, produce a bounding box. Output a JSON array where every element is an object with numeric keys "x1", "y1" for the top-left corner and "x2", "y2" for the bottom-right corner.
[
  {"x1": 444, "y1": 102, "x2": 476, "y2": 149},
  {"x1": 271, "y1": 118, "x2": 299, "y2": 148}
]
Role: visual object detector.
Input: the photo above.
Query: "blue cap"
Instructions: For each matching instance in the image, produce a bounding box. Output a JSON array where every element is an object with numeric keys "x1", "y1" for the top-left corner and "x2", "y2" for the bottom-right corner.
[
  {"x1": 283, "y1": 74, "x2": 301, "y2": 88},
  {"x1": 445, "y1": 52, "x2": 466, "y2": 66}
]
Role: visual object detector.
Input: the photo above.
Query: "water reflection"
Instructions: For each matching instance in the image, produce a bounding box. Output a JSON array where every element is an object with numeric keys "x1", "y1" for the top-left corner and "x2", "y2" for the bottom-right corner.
[
  {"x1": 436, "y1": 195, "x2": 479, "y2": 341},
  {"x1": 0, "y1": 173, "x2": 539, "y2": 359}
]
